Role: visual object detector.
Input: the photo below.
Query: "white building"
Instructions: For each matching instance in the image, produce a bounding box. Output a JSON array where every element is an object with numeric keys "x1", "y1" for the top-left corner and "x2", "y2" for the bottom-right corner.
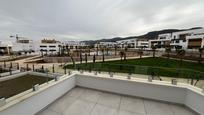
[
  {"x1": 149, "y1": 28, "x2": 204, "y2": 50},
  {"x1": 11, "y1": 37, "x2": 35, "y2": 54},
  {"x1": 149, "y1": 33, "x2": 172, "y2": 50},
  {"x1": 171, "y1": 29, "x2": 204, "y2": 50},
  {"x1": 38, "y1": 39, "x2": 62, "y2": 55},
  {"x1": 0, "y1": 41, "x2": 12, "y2": 55},
  {"x1": 135, "y1": 39, "x2": 149, "y2": 49},
  {"x1": 94, "y1": 42, "x2": 117, "y2": 49},
  {"x1": 116, "y1": 38, "x2": 136, "y2": 49},
  {"x1": 116, "y1": 38, "x2": 149, "y2": 49},
  {"x1": 62, "y1": 41, "x2": 87, "y2": 49}
]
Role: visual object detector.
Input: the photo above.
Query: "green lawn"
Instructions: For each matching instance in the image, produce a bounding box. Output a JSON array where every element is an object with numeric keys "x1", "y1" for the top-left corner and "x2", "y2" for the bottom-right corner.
[{"x1": 65, "y1": 57, "x2": 204, "y2": 79}]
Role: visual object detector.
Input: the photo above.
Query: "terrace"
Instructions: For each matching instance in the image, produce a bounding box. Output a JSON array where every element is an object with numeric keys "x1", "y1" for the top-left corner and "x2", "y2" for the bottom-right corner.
[
  {"x1": 37, "y1": 87, "x2": 196, "y2": 115},
  {"x1": 0, "y1": 71, "x2": 203, "y2": 115}
]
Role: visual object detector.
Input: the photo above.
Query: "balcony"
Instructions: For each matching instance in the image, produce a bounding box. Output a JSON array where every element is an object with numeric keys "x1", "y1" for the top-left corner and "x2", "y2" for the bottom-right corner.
[
  {"x1": 0, "y1": 71, "x2": 203, "y2": 115},
  {"x1": 37, "y1": 87, "x2": 197, "y2": 115}
]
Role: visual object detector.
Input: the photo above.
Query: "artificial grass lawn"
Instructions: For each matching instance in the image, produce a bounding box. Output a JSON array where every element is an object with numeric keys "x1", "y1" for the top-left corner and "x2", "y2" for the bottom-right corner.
[
  {"x1": 0, "y1": 75, "x2": 53, "y2": 98},
  {"x1": 65, "y1": 57, "x2": 204, "y2": 79}
]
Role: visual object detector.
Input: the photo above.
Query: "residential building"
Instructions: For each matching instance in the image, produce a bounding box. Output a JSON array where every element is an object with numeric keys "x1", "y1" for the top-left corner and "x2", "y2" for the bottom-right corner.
[
  {"x1": 0, "y1": 41, "x2": 12, "y2": 55},
  {"x1": 11, "y1": 37, "x2": 35, "y2": 54},
  {"x1": 94, "y1": 42, "x2": 117, "y2": 49},
  {"x1": 38, "y1": 39, "x2": 61, "y2": 55},
  {"x1": 149, "y1": 33, "x2": 172, "y2": 50},
  {"x1": 149, "y1": 28, "x2": 204, "y2": 50},
  {"x1": 116, "y1": 38, "x2": 136, "y2": 49},
  {"x1": 62, "y1": 41, "x2": 87, "y2": 49},
  {"x1": 135, "y1": 38, "x2": 149, "y2": 49}
]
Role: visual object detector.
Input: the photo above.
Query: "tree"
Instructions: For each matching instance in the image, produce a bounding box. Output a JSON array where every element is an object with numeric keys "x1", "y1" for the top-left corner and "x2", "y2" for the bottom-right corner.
[
  {"x1": 79, "y1": 51, "x2": 82, "y2": 64},
  {"x1": 85, "y1": 53, "x2": 88, "y2": 64},
  {"x1": 177, "y1": 49, "x2": 185, "y2": 66},
  {"x1": 198, "y1": 48, "x2": 203, "y2": 64},
  {"x1": 124, "y1": 47, "x2": 128, "y2": 60},
  {"x1": 96, "y1": 42, "x2": 99, "y2": 56},
  {"x1": 58, "y1": 45, "x2": 61, "y2": 56},
  {"x1": 119, "y1": 51, "x2": 124, "y2": 61},
  {"x1": 165, "y1": 47, "x2": 171, "y2": 59},
  {"x1": 93, "y1": 54, "x2": 96, "y2": 63},
  {"x1": 102, "y1": 48, "x2": 105, "y2": 62},
  {"x1": 70, "y1": 54, "x2": 75, "y2": 68},
  {"x1": 40, "y1": 49, "x2": 44, "y2": 57},
  {"x1": 114, "y1": 45, "x2": 117, "y2": 56},
  {"x1": 88, "y1": 47, "x2": 91, "y2": 56},
  {"x1": 152, "y1": 46, "x2": 157, "y2": 58},
  {"x1": 138, "y1": 49, "x2": 143, "y2": 59},
  {"x1": 106, "y1": 47, "x2": 109, "y2": 56}
]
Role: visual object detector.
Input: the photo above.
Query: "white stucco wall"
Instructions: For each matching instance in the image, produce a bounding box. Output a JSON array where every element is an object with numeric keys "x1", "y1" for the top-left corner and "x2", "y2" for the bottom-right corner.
[
  {"x1": 0, "y1": 74, "x2": 76, "y2": 115},
  {"x1": 75, "y1": 73, "x2": 204, "y2": 115}
]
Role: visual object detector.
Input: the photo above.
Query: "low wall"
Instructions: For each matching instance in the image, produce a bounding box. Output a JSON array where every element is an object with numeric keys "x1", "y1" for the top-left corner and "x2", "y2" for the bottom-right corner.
[
  {"x1": 75, "y1": 73, "x2": 204, "y2": 115},
  {"x1": 0, "y1": 74, "x2": 76, "y2": 115},
  {"x1": 0, "y1": 71, "x2": 27, "y2": 82},
  {"x1": 0, "y1": 70, "x2": 21, "y2": 78}
]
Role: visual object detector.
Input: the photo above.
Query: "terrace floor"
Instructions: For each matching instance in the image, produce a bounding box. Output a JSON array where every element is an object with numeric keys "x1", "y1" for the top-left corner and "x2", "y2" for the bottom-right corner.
[{"x1": 37, "y1": 87, "x2": 198, "y2": 115}]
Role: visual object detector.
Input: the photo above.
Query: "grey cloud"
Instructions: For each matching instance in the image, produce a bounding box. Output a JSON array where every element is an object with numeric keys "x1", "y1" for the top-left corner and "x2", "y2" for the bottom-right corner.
[{"x1": 0, "y1": 0, "x2": 203, "y2": 41}]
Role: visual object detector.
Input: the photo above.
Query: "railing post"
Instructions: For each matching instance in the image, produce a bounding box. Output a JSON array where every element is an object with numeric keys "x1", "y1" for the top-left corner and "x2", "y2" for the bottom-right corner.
[
  {"x1": 10, "y1": 62, "x2": 12, "y2": 68},
  {"x1": 55, "y1": 76, "x2": 60, "y2": 81},
  {"x1": 17, "y1": 63, "x2": 20, "y2": 70},
  {"x1": 32, "y1": 64, "x2": 35, "y2": 71},
  {"x1": 94, "y1": 71, "x2": 97, "y2": 75},
  {"x1": 148, "y1": 75, "x2": 152, "y2": 82},
  {"x1": 68, "y1": 71, "x2": 71, "y2": 75},
  {"x1": 127, "y1": 73, "x2": 131, "y2": 79},
  {"x1": 42, "y1": 65, "x2": 44, "y2": 71},
  {"x1": 0, "y1": 98, "x2": 6, "y2": 107},
  {"x1": 64, "y1": 67, "x2": 67, "y2": 74},
  {"x1": 9, "y1": 67, "x2": 12, "y2": 75},
  {"x1": 109, "y1": 72, "x2": 113, "y2": 77},
  {"x1": 3, "y1": 61, "x2": 6, "y2": 68},
  {"x1": 52, "y1": 64, "x2": 55, "y2": 73},
  {"x1": 172, "y1": 79, "x2": 177, "y2": 85},
  {"x1": 32, "y1": 84, "x2": 39, "y2": 91},
  {"x1": 26, "y1": 64, "x2": 29, "y2": 71},
  {"x1": 80, "y1": 70, "x2": 83, "y2": 74}
]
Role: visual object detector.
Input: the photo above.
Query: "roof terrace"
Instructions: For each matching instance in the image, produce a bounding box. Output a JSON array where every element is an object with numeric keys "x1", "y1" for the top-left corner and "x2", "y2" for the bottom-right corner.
[{"x1": 0, "y1": 71, "x2": 203, "y2": 115}]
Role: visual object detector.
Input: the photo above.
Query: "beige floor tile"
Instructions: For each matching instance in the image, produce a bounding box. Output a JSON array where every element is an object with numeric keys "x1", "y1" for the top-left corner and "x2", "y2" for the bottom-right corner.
[
  {"x1": 90, "y1": 104, "x2": 118, "y2": 115},
  {"x1": 119, "y1": 110, "x2": 144, "y2": 115},
  {"x1": 144, "y1": 100, "x2": 174, "y2": 115},
  {"x1": 66, "y1": 87, "x2": 86, "y2": 98},
  {"x1": 170, "y1": 104, "x2": 197, "y2": 115},
  {"x1": 97, "y1": 92, "x2": 121, "y2": 108},
  {"x1": 79, "y1": 89, "x2": 102, "y2": 102},
  {"x1": 64, "y1": 99, "x2": 95, "y2": 115},
  {"x1": 37, "y1": 109, "x2": 59, "y2": 115},
  {"x1": 120, "y1": 96, "x2": 145, "y2": 115}
]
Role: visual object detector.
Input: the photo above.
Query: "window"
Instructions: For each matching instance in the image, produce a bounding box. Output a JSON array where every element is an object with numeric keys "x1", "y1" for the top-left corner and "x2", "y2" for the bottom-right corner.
[
  {"x1": 49, "y1": 49, "x2": 56, "y2": 51},
  {"x1": 49, "y1": 45, "x2": 56, "y2": 48},
  {"x1": 40, "y1": 46, "x2": 47, "y2": 48}
]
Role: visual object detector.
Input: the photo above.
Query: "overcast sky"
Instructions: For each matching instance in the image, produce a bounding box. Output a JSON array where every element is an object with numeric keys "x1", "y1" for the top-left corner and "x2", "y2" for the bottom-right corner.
[{"x1": 0, "y1": 0, "x2": 204, "y2": 41}]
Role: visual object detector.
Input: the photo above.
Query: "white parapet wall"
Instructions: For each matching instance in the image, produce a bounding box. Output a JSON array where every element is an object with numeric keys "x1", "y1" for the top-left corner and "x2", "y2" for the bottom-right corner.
[
  {"x1": 75, "y1": 73, "x2": 204, "y2": 115},
  {"x1": 0, "y1": 70, "x2": 21, "y2": 78},
  {"x1": 0, "y1": 73, "x2": 76, "y2": 115}
]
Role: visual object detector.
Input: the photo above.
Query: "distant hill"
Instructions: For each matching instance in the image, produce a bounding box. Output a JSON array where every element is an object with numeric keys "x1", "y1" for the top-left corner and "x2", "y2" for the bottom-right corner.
[{"x1": 82, "y1": 27, "x2": 203, "y2": 45}]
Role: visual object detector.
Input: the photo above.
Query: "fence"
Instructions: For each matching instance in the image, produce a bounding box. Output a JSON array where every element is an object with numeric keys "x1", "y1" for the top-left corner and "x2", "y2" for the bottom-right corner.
[{"x1": 72, "y1": 63, "x2": 204, "y2": 81}]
